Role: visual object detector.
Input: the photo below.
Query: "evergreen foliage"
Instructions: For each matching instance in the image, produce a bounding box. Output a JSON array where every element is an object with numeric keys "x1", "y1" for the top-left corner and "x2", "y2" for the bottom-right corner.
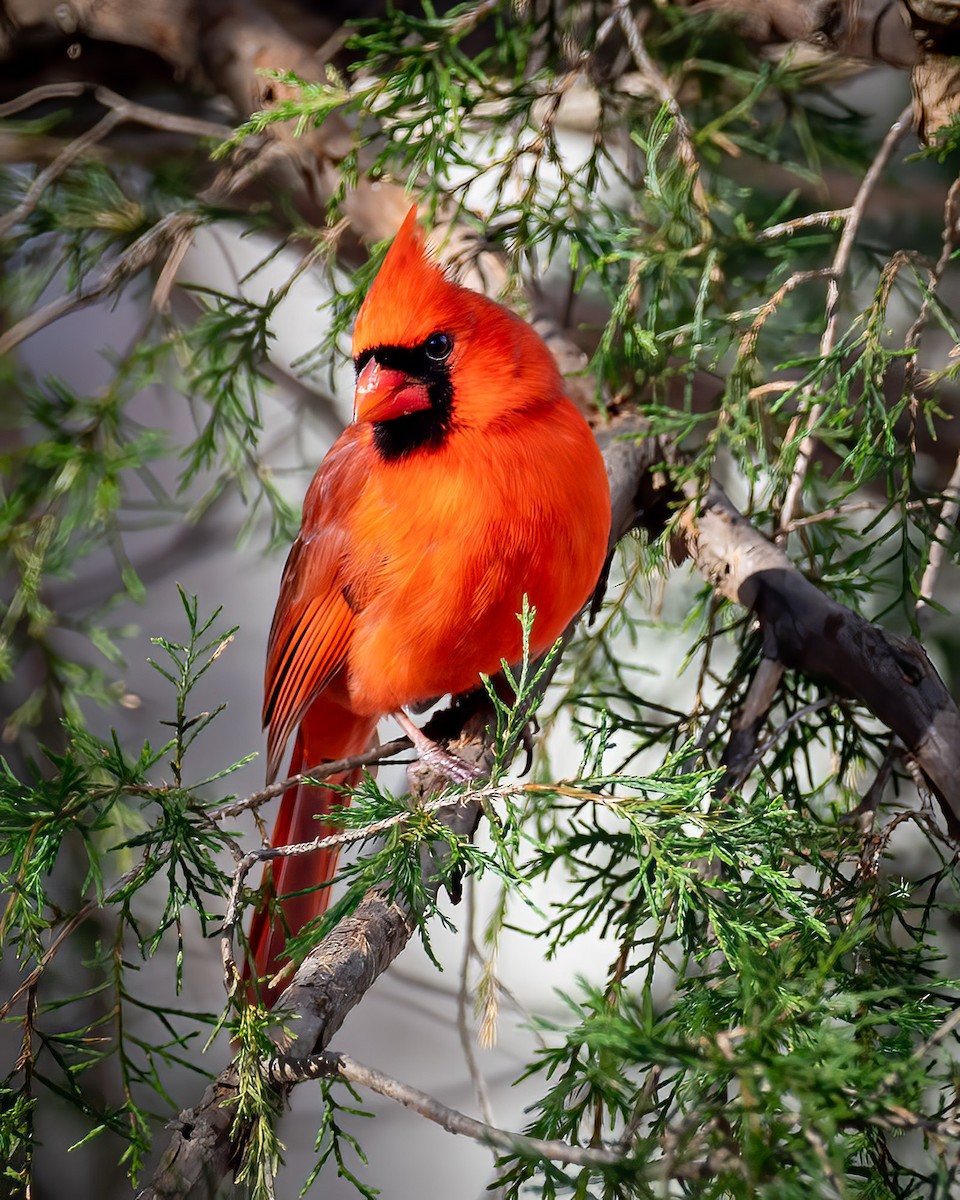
[{"x1": 1, "y1": 3, "x2": 959, "y2": 1198}]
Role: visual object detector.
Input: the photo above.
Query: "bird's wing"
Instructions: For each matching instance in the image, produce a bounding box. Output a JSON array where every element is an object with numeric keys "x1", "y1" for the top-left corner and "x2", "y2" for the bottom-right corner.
[{"x1": 263, "y1": 440, "x2": 364, "y2": 782}]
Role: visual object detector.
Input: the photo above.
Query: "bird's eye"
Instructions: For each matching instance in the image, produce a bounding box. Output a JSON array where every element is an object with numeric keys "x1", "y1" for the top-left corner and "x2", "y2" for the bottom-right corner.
[{"x1": 424, "y1": 332, "x2": 453, "y2": 362}]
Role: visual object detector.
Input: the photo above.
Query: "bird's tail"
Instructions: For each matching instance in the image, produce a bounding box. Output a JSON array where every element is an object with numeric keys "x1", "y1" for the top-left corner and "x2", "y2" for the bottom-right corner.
[{"x1": 247, "y1": 695, "x2": 377, "y2": 1005}]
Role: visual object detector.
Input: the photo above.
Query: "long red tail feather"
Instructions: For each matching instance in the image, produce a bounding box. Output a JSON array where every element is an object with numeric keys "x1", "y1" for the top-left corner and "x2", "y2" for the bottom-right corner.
[{"x1": 247, "y1": 695, "x2": 377, "y2": 1004}]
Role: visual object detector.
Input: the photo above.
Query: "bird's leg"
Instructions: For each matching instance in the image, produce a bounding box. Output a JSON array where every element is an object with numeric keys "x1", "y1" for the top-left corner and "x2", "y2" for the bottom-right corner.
[{"x1": 394, "y1": 709, "x2": 484, "y2": 784}]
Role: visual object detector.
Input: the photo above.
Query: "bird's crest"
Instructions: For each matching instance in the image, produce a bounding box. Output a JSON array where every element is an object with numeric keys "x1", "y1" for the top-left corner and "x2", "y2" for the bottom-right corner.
[{"x1": 352, "y1": 206, "x2": 456, "y2": 354}]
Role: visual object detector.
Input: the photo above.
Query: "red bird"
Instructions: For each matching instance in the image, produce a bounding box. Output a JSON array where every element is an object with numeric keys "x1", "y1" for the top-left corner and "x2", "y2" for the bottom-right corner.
[{"x1": 249, "y1": 207, "x2": 611, "y2": 1000}]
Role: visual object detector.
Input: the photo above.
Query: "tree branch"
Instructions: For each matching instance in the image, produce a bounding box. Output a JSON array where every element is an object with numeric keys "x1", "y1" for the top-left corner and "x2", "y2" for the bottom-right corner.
[
  {"x1": 679, "y1": 477, "x2": 960, "y2": 840},
  {"x1": 266, "y1": 1049, "x2": 625, "y2": 1168},
  {"x1": 7, "y1": 13, "x2": 953, "y2": 1174},
  {"x1": 208, "y1": 737, "x2": 413, "y2": 822}
]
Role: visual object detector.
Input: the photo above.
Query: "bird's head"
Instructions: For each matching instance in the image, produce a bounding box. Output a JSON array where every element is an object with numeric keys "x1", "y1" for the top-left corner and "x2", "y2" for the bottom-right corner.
[{"x1": 350, "y1": 206, "x2": 563, "y2": 460}]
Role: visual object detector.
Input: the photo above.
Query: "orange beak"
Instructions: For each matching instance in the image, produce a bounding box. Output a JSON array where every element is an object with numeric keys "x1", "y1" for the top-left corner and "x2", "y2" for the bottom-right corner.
[{"x1": 353, "y1": 358, "x2": 432, "y2": 425}]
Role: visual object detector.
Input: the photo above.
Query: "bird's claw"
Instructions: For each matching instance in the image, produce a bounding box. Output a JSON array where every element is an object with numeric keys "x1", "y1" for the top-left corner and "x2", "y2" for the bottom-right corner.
[
  {"x1": 416, "y1": 741, "x2": 482, "y2": 784},
  {"x1": 395, "y1": 709, "x2": 483, "y2": 784}
]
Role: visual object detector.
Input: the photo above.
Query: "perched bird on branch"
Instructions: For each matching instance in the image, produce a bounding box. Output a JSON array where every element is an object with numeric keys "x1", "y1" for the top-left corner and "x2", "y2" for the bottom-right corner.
[{"x1": 248, "y1": 207, "x2": 611, "y2": 1002}]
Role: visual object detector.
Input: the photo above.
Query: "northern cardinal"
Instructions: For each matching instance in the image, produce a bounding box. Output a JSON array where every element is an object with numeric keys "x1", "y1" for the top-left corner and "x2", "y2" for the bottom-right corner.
[{"x1": 248, "y1": 207, "x2": 611, "y2": 1001}]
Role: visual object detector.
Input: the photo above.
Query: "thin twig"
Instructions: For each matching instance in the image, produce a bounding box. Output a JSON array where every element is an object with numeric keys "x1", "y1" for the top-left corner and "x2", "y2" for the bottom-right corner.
[
  {"x1": 912, "y1": 177, "x2": 960, "y2": 625},
  {"x1": 846, "y1": 736, "x2": 902, "y2": 836},
  {"x1": 0, "y1": 83, "x2": 250, "y2": 341},
  {"x1": 0, "y1": 131, "x2": 267, "y2": 344},
  {"x1": 267, "y1": 1050, "x2": 625, "y2": 1168},
  {"x1": 0, "y1": 110, "x2": 123, "y2": 239},
  {"x1": 916, "y1": 447, "x2": 960, "y2": 628},
  {"x1": 756, "y1": 208, "x2": 853, "y2": 240},
  {"x1": 868, "y1": 1110, "x2": 960, "y2": 1139},
  {"x1": 612, "y1": 0, "x2": 702, "y2": 197},
  {"x1": 0, "y1": 861, "x2": 145, "y2": 1020},
  {"x1": 803, "y1": 1125, "x2": 845, "y2": 1199},
  {"x1": 913, "y1": 999, "x2": 960, "y2": 1061},
  {"x1": 780, "y1": 499, "x2": 882, "y2": 532},
  {"x1": 456, "y1": 876, "x2": 496, "y2": 1128},
  {"x1": 778, "y1": 105, "x2": 913, "y2": 533},
  {"x1": 0, "y1": 82, "x2": 86, "y2": 117},
  {"x1": 208, "y1": 737, "x2": 412, "y2": 821},
  {"x1": 718, "y1": 658, "x2": 786, "y2": 787},
  {"x1": 727, "y1": 696, "x2": 837, "y2": 791},
  {"x1": 92, "y1": 85, "x2": 232, "y2": 140},
  {"x1": 0, "y1": 210, "x2": 201, "y2": 357},
  {"x1": 904, "y1": 172, "x2": 960, "y2": 410},
  {"x1": 0, "y1": 86, "x2": 232, "y2": 243},
  {"x1": 720, "y1": 109, "x2": 913, "y2": 789},
  {"x1": 736, "y1": 269, "x2": 834, "y2": 358}
]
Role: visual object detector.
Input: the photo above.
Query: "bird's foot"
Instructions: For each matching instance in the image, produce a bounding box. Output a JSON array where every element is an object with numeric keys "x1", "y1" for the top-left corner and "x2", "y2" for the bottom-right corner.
[{"x1": 394, "y1": 710, "x2": 483, "y2": 784}]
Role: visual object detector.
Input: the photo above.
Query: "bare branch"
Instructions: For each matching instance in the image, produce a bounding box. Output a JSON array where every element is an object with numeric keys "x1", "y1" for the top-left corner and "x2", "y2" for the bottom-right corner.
[
  {"x1": 735, "y1": 269, "x2": 834, "y2": 358},
  {"x1": 266, "y1": 1049, "x2": 624, "y2": 1169},
  {"x1": 0, "y1": 85, "x2": 231, "y2": 247},
  {"x1": 456, "y1": 878, "x2": 496, "y2": 1127},
  {"x1": 0, "y1": 81, "x2": 87, "y2": 116},
  {"x1": 91, "y1": 85, "x2": 232, "y2": 140},
  {"x1": 718, "y1": 658, "x2": 786, "y2": 786},
  {"x1": 910, "y1": 176, "x2": 960, "y2": 623},
  {"x1": 727, "y1": 695, "x2": 838, "y2": 790},
  {"x1": 0, "y1": 109, "x2": 123, "y2": 240}
]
